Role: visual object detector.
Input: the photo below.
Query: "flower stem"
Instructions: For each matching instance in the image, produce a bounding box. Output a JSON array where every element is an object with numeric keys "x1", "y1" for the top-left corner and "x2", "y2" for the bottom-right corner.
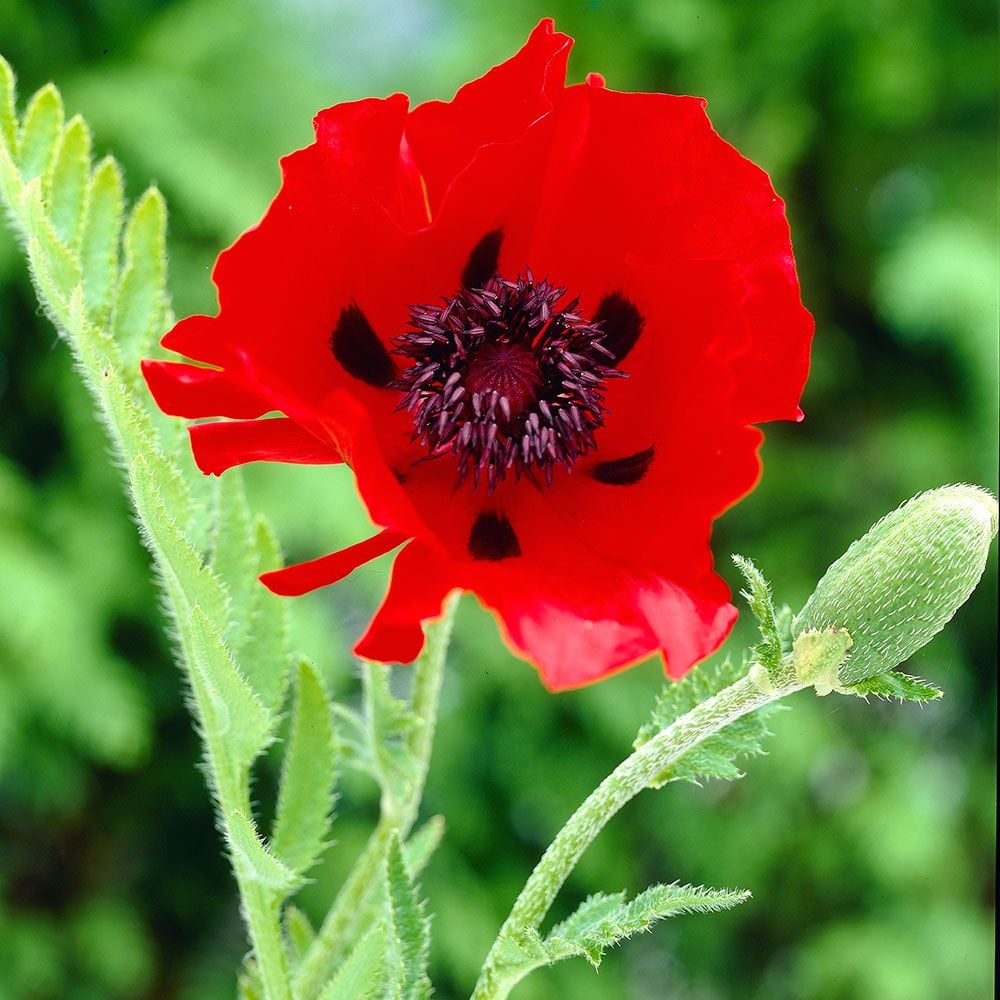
[
  {"x1": 471, "y1": 659, "x2": 805, "y2": 1000},
  {"x1": 294, "y1": 595, "x2": 458, "y2": 999}
]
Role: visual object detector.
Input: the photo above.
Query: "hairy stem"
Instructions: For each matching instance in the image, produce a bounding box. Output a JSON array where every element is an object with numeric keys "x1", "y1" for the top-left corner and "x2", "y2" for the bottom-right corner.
[
  {"x1": 294, "y1": 596, "x2": 458, "y2": 999},
  {"x1": 471, "y1": 659, "x2": 804, "y2": 1000}
]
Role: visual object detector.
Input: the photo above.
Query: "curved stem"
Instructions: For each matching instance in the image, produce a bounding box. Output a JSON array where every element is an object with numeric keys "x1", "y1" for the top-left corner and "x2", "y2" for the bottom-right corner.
[
  {"x1": 294, "y1": 595, "x2": 458, "y2": 999},
  {"x1": 471, "y1": 659, "x2": 804, "y2": 1000}
]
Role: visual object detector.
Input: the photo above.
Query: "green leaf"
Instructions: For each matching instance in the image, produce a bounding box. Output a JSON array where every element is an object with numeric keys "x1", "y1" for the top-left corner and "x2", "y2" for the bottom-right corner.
[
  {"x1": 384, "y1": 833, "x2": 431, "y2": 1000},
  {"x1": 847, "y1": 670, "x2": 944, "y2": 702},
  {"x1": 0, "y1": 56, "x2": 15, "y2": 149},
  {"x1": 271, "y1": 661, "x2": 338, "y2": 875},
  {"x1": 22, "y1": 178, "x2": 81, "y2": 308},
  {"x1": 635, "y1": 657, "x2": 780, "y2": 787},
  {"x1": 236, "y1": 966, "x2": 264, "y2": 1000},
  {"x1": 241, "y1": 517, "x2": 292, "y2": 710},
  {"x1": 544, "y1": 883, "x2": 751, "y2": 970},
  {"x1": 0, "y1": 131, "x2": 22, "y2": 211},
  {"x1": 365, "y1": 665, "x2": 420, "y2": 817},
  {"x1": 79, "y1": 156, "x2": 125, "y2": 320},
  {"x1": 209, "y1": 471, "x2": 257, "y2": 650},
  {"x1": 318, "y1": 926, "x2": 385, "y2": 1000},
  {"x1": 284, "y1": 906, "x2": 316, "y2": 967},
  {"x1": 111, "y1": 186, "x2": 168, "y2": 363},
  {"x1": 226, "y1": 809, "x2": 299, "y2": 896},
  {"x1": 732, "y1": 554, "x2": 782, "y2": 668},
  {"x1": 17, "y1": 83, "x2": 63, "y2": 182},
  {"x1": 188, "y1": 607, "x2": 274, "y2": 771},
  {"x1": 402, "y1": 815, "x2": 445, "y2": 879},
  {"x1": 47, "y1": 114, "x2": 91, "y2": 245},
  {"x1": 128, "y1": 453, "x2": 228, "y2": 628}
]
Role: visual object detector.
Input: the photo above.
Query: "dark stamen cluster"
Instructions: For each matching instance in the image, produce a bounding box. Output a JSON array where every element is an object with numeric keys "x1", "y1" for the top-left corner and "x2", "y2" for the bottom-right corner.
[{"x1": 394, "y1": 272, "x2": 625, "y2": 491}]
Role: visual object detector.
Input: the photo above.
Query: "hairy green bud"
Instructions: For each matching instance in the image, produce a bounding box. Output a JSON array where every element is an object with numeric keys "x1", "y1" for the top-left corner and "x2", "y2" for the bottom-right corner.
[{"x1": 794, "y1": 485, "x2": 997, "y2": 685}]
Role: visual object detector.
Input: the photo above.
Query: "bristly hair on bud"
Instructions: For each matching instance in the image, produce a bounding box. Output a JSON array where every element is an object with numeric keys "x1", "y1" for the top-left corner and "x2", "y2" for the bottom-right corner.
[
  {"x1": 393, "y1": 272, "x2": 626, "y2": 492},
  {"x1": 794, "y1": 485, "x2": 998, "y2": 686}
]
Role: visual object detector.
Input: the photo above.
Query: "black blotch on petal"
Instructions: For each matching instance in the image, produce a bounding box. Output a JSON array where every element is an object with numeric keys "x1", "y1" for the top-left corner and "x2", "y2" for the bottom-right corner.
[
  {"x1": 331, "y1": 303, "x2": 396, "y2": 388},
  {"x1": 462, "y1": 229, "x2": 504, "y2": 289},
  {"x1": 592, "y1": 446, "x2": 655, "y2": 486},
  {"x1": 594, "y1": 292, "x2": 644, "y2": 364},
  {"x1": 468, "y1": 511, "x2": 521, "y2": 560}
]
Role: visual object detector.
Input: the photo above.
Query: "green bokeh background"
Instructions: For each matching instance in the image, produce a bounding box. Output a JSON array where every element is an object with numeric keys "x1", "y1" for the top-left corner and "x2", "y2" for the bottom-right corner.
[{"x1": 0, "y1": 1, "x2": 996, "y2": 998}]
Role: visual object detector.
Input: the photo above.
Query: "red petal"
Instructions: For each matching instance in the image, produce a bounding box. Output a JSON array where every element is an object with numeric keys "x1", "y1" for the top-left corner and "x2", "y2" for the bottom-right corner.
[
  {"x1": 141, "y1": 360, "x2": 267, "y2": 418},
  {"x1": 354, "y1": 542, "x2": 456, "y2": 663},
  {"x1": 188, "y1": 417, "x2": 343, "y2": 476},
  {"x1": 406, "y1": 18, "x2": 571, "y2": 213},
  {"x1": 260, "y1": 528, "x2": 408, "y2": 597}
]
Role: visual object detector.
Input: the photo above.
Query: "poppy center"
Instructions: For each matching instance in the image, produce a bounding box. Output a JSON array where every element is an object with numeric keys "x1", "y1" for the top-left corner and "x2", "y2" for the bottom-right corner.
[
  {"x1": 464, "y1": 342, "x2": 541, "y2": 420},
  {"x1": 393, "y1": 272, "x2": 625, "y2": 491}
]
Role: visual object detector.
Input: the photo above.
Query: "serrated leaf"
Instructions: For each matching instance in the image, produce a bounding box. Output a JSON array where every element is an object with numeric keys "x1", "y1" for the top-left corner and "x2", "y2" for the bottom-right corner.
[
  {"x1": 47, "y1": 115, "x2": 91, "y2": 245},
  {"x1": 0, "y1": 57, "x2": 15, "y2": 149},
  {"x1": 79, "y1": 156, "x2": 124, "y2": 320},
  {"x1": 732, "y1": 554, "x2": 781, "y2": 667},
  {"x1": 188, "y1": 607, "x2": 274, "y2": 770},
  {"x1": 383, "y1": 833, "x2": 431, "y2": 1000},
  {"x1": 111, "y1": 186, "x2": 168, "y2": 362},
  {"x1": 318, "y1": 926, "x2": 385, "y2": 1000},
  {"x1": 402, "y1": 815, "x2": 445, "y2": 879},
  {"x1": 365, "y1": 665, "x2": 421, "y2": 816},
  {"x1": 0, "y1": 132, "x2": 22, "y2": 210},
  {"x1": 22, "y1": 178, "x2": 81, "y2": 306},
  {"x1": 241, "y1": 517, "x2": 292, "y2": 709},
  {"x1": 847, "y1": 670, "x2": 944, "y2": 702},
  {"x1": 236, "y1": 966, "x2": 264, "y2": 1000},
  {"x1": 209, "y1": 471, "x2": 256, "y2": 649},
  {"x1": 25, "y1": 234, "x2": 72, "y2": 329},
  {"x1": 284, "y1": 905, "x2": 316, "y2": 967},
  {"x1": 128, "y1": 453, "x2": 228, "y2": 628},
  {"x1": 635, "y1": 657, "x2": 779, "y2": 787},
  {"x1": 545, "y1": 883, "x2": 750, "y2": 970},
  {"x1": 272, "y1": 661, "x2": 338, "y2": 874},
  {"x1": 226, "y1": 809, "x2": 299, "y2": 895},
  {"x1": 17, "y1": 83, "x2": 63, "y2": 182}
]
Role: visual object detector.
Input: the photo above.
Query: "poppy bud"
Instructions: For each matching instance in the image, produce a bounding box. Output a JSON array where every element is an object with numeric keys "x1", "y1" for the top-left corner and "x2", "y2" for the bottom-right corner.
[{"x1": 793, "y1": 485, "x2": 997, "y2": 688}]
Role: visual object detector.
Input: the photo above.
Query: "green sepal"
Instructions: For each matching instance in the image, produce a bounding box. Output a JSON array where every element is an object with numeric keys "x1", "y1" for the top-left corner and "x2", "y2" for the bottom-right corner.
[
  {"x1": 846, "y1": 671, "x2": 944, "y2": 702},
  {"x1": 271, "y1": 660, "x2": 338, "y2": 875}
]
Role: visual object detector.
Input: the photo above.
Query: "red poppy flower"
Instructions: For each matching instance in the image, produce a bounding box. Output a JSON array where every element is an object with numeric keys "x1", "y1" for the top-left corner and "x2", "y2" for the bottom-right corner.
[{"x1": 142, "y1": 19, "x2": 812, "y2": 690}]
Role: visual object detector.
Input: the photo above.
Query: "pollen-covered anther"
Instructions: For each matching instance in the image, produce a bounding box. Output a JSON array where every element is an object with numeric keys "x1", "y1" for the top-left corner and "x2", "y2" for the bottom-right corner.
[{"x1": 393, "y1": 272, "x2": 626, "y2": 491}]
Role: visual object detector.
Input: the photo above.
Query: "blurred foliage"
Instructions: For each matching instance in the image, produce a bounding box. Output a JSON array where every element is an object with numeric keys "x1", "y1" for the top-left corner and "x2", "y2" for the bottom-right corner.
[{"x1": 0, "y1": 0, "x2": 996, "y2": 998}]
